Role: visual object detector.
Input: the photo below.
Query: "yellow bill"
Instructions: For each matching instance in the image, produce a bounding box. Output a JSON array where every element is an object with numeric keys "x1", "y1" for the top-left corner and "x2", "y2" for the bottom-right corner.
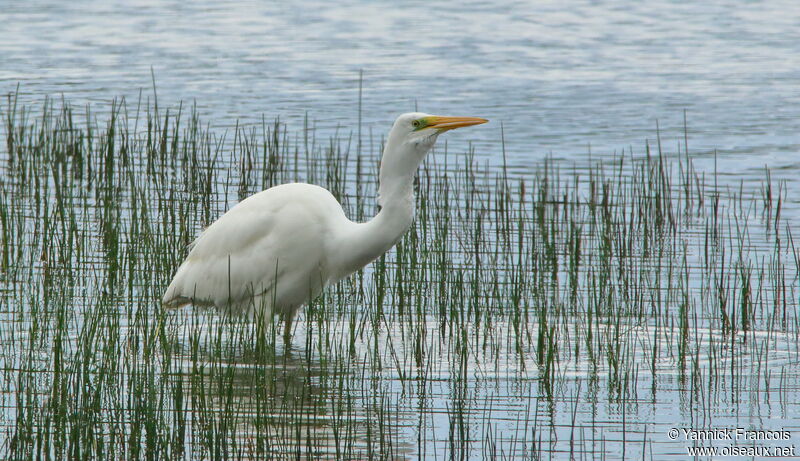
[{"x1": 425, "y1": 116, "x2": 488, "y2": 132}]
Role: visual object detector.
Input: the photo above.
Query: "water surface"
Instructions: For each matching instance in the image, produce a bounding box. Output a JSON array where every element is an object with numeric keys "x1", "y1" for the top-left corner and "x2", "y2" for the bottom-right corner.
[
  {"x1": 2, "y1": 0, "x2": 798, "y2": 177},
  {"x1": 1, "y1": 1, "x2": 800, "y2": 459}
]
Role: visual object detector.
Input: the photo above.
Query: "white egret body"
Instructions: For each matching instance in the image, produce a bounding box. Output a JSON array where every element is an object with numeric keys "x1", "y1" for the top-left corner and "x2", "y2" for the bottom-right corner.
[{"x1": 162, "y1": 113, "x2": 487, "y2": 344}]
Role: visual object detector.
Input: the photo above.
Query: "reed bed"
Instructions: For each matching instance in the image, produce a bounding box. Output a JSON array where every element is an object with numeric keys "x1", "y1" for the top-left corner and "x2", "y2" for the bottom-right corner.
[{"x1": 1, "y1": 93, "x2": 798, "y2": 460}]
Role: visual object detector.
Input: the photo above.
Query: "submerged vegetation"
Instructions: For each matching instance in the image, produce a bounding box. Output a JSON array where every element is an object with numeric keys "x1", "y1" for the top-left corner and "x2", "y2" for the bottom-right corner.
[{"x1": 1, "y1": 92, "x2": 798, "y2": 459}]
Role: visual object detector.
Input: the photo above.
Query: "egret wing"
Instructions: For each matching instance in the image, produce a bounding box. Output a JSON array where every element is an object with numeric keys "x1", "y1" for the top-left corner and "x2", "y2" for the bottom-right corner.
[{"x1": 162, "y1": 189, "x2": 329, "y2": 315}]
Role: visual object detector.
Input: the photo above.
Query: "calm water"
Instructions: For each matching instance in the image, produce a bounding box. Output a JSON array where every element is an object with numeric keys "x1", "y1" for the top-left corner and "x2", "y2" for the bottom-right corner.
[
  {"x1": 2, "y1": 1, "x2": 800, "y2": 459},
  {"x1": 2, "y1": 0, "x2": 799, "y2": 176}
]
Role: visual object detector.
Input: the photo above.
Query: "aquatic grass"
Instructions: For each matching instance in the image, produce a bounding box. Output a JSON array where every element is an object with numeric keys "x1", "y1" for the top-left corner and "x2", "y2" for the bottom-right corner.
[{"x1": 1, "y1": 92, "x2": 799, "y2": 459}]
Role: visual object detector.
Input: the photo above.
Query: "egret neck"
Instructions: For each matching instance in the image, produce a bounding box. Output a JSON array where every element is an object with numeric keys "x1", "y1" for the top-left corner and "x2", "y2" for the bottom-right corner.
[
  {"x1": 331, "y1": 113, "x2": 488, "y2": 281},
  {"x1": 334, "y1": 140, "x2": 422, "y2": 279}
]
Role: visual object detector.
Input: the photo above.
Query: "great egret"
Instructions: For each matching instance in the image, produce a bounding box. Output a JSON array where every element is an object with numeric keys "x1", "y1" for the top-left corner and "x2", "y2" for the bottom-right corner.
[{"x1": 162, "y1": 112, "x2": 488, "y2": 345}]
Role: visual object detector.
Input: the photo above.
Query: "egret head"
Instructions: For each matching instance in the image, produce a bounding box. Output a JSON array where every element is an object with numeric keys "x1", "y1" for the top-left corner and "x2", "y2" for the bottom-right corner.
[
  {"x1": 383, "y1": 112, "x2": 488, "y2": 178},
  {"x1": 377, "y1": 112, "x2": 487, "y2": 205}
]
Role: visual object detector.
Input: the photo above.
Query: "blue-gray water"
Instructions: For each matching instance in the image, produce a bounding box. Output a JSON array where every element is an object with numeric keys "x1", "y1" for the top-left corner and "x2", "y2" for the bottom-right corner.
[
  {"x1": 3, "y1": 0, "x2": 798, "y2": 177},
  {"x1": 2, "y1": 1, "x2": 800, "y2": 459}
]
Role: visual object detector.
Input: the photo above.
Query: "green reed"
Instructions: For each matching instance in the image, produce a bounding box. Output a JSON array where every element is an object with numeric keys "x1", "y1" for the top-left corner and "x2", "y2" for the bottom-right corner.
[{"x1": 0, "y1": 92, "x2": 798, "y2": 460}]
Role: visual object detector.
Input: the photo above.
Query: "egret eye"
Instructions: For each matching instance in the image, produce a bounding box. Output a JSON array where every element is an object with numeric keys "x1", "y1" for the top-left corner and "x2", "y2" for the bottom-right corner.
[{"x1": 412, "y1": 120, "x2": 421, "y2": 129}]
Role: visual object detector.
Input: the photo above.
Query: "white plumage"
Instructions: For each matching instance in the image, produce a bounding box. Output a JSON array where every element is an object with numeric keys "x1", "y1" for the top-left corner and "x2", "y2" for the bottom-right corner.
[
  {"x1": 162, "y1": 112, "x2": 487, "y2": 345},
  {"x1": 164, "y1": 184, "x2": 341, "y2": 314}
]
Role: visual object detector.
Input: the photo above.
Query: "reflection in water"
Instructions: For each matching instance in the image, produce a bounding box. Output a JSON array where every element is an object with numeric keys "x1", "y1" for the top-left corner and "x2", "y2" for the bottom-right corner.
[{"x1": 165, "y1": 310, "x2": 410, "y2": 459}]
